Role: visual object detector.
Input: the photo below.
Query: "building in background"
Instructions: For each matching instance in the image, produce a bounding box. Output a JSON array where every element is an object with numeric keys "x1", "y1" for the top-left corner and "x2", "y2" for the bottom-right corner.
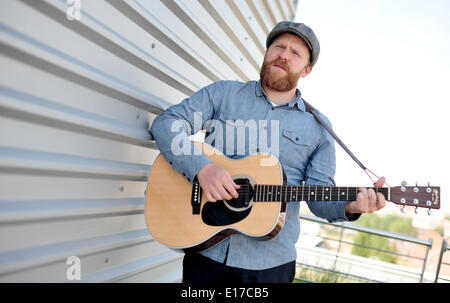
[{"x1": 0, "y1": 0, "x2": 297, "y2": 282}]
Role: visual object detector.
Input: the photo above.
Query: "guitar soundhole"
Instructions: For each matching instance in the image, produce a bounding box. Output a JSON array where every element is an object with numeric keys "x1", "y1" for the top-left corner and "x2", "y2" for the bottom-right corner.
[{"x1": 202, "y1": 178, "x2": 254, "y2": 226}]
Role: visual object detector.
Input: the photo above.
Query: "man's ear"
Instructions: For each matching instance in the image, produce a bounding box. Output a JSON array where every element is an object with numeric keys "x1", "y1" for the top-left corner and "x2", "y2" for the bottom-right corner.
[{"x1": 300, "y1": 65, "x2": 313, "y2": 78}]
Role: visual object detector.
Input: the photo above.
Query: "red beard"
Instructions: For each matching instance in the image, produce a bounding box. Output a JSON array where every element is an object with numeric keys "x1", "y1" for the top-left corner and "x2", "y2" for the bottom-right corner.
[{"x1": 260, "y1": 58, "x2": 301, "y2": 92}]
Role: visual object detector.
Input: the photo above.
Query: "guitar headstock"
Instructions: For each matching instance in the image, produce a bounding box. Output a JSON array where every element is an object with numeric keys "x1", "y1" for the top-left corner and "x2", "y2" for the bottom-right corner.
[{"x1": 390, "y1": 181, "x2": 440, "y2": 214}]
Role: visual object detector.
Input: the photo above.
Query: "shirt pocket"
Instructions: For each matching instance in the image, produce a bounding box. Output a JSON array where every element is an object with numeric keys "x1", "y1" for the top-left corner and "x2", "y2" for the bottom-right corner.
[
  {"x1": 280, "y1": 128, "x2": 314, "y2": 169},
  {"x1": 282, "y1": 129, "x2": 311, "y2": 146}
]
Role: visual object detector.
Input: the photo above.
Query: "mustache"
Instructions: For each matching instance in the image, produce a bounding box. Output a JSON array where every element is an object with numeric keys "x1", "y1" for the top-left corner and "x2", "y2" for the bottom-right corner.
[{"x1": 269, "y1": 58, "x2": 289, "y2": 72}]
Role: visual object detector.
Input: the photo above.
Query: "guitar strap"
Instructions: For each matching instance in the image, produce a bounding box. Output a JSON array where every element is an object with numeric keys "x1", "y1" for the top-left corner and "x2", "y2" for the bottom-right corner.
[{"x1": 303, "y1": 99, "x2": 381, "y2": 185}]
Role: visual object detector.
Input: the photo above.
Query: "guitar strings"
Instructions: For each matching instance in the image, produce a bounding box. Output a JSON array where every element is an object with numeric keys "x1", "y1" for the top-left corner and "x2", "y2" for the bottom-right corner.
[
  {"x1": 193, "y1": 184, "x2": 386, "y2": 201},
  {"x1": 198, "y1": 184, "x2": 383, "y2": 192}
]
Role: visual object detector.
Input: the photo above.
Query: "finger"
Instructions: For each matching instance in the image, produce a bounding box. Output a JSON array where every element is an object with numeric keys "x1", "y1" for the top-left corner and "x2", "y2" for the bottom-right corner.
[
  {"x1": 223, "y1": 180, "x2": 239, "y2": 199},
  {"x1": 367, "y1": 189, "x2": 377, "y2": 212},
  {"x1": 216, "y1": 175, "x2": 234, "y2": 200},
  {"x1": 357, "y1": 191, "x2": 365, "y2": 203},
  {"x1": 226, "y1": 174, "x2": 241, "y2": 189},
  {"x1": 205, "y1": 191, "x2": 216, "y2": 202},
  {"x1": 368, "y1": 189, "x2": 377, "y2": 203},
  {"x1": 211, "y1": 189, "x2": 226, "y2": 201},
  {"x1": 357, "y1": 189, "x2": 368, "y2": 213},
  {"x1": 358, "y1": 187, "x2": 368, "y2": 200},
  {"x1": 206, "y1": 186, "x2": 222, "y2": 201},
  {"x1": 376, "y1": 192, "x2": 386, "y2": 209},
  {"x1": 374, "y1": 176, "x2": 386, "y2": 187},
  {"x1": 217, "y1": 185, "x2": 233, "y2": 201},
  {"x1": 356, "y1": 192, "x2": 366, "y2": 212},
  {"x1": 227, "y1": 173, "x2": 241, "y2": 192}
]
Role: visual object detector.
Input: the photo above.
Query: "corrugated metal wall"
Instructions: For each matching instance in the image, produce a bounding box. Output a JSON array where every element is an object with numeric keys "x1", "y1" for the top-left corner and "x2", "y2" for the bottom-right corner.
[{"x1": 0, "y1": 0, "x2": 297, "y2": 282}]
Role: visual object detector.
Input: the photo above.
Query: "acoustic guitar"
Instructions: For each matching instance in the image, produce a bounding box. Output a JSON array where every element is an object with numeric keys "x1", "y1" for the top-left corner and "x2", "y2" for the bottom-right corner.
[{"x1": 145, "y1": 142, "x2": 440, "y2": 253}]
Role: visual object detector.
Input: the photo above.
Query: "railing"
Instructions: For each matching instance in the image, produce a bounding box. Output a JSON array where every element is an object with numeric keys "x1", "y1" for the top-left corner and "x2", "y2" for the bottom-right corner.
[
  {"x1": 295, "y1": 214, "x2": 435, "y2": 283},
  {"x1": 434, "y1": 239, "x2": 450, "y2": 283}
]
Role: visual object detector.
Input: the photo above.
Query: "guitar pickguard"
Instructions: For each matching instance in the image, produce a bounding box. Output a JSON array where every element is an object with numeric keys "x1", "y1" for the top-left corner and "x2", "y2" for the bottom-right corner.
[
  {"x1": 202, "y1": 200, "x2": 252, "y2": 226},
  {"x1": 201, "y1": 178, "x2": 254, "y2": 226}
]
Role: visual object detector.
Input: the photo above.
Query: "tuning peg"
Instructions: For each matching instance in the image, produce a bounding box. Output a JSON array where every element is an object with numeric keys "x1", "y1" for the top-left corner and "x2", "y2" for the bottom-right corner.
[
  {"x1": 427, "y1": 209, "x2": 432, "y2": 215},
  {"x1": 400, "y1": 205, "x2": 407, "y2": 213},
  {"x1": 401, "y1": 181, "x2": 407, "y2": 192},
  {"x1": 415, "y1": 207, "x2": 419, "y2": 214},
  {"x1": 426, "y1": 182, "x2": 432, "y2": 193}
]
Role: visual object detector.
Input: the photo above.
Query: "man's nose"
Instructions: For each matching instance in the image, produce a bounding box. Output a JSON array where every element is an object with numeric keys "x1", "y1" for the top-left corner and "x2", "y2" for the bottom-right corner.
[{"x1": 278, "y1": 48, "x2": 290, "y2": 61}]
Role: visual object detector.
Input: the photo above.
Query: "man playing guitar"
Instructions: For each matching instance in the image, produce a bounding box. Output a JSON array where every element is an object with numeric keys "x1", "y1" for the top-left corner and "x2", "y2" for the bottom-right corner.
[{"x1": 150, "y1": 21, "x2": 386, "y2": 283}]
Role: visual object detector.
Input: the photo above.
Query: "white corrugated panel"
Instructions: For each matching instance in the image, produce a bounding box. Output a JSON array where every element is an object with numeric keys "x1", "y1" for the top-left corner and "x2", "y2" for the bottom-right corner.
[{"x1": 0, "y1": 0, "x2": 298, "y2": 282}]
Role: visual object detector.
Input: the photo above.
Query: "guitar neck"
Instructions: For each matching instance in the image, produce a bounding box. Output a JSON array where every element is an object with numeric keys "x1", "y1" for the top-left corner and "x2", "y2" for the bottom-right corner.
[{"x1": 252, "y1": 185, "x2": 390, "y2": 202}]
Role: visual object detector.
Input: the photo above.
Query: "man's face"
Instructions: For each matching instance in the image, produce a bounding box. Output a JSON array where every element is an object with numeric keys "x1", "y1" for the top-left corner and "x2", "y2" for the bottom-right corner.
[{"x1": 260, "y1": 33, "x2": 312, "y2": 92}]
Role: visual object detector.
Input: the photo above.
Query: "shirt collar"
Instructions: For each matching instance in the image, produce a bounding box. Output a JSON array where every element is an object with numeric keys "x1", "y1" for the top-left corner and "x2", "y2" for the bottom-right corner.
[{"x1": 255, "y1": 80, "x2": 306, "y2": 112}]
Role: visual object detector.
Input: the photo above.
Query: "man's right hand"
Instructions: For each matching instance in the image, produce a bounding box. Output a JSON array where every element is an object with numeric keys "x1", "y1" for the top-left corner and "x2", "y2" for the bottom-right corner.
[{"x1": 196, "y1": 163, "x2": 240, "y2": 202}]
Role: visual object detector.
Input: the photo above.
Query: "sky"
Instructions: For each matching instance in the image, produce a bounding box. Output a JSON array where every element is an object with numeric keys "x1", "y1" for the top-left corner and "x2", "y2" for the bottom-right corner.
[{"x1": 294, "y1": 0, "x2": 450, "y2": 219}]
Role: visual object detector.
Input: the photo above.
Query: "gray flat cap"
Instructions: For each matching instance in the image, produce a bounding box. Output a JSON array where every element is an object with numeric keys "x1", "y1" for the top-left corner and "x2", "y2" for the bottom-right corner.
[{"x1": 266, "y1": 21, "x2": 320, "y2": 66}]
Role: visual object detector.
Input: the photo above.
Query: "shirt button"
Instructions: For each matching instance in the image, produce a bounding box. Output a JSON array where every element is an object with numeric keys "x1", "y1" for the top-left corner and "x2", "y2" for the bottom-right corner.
[
  {"x1": 182, "y1": 172, "x2": 186, "y2": 176},
  {"x1": 271, "y1": 107, "x2": 274, "y2": 111},
  {"x1": 295, "y1": 137, "x2": 299, "y2": 141},
  {"x1": 256, "y1": 148, "x2": 260, "y2": 152}
]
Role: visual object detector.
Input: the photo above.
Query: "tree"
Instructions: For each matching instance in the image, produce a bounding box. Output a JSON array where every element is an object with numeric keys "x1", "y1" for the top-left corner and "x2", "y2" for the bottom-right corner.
[{"x1": 351, "y1": 214, "x2": 417, "y2": 263}]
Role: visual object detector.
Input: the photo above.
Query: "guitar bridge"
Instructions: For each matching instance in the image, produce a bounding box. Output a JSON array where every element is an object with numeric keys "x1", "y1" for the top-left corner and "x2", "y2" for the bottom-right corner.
[{"x1": 191, "y1": 183, "x2": 202, "y2": 214}]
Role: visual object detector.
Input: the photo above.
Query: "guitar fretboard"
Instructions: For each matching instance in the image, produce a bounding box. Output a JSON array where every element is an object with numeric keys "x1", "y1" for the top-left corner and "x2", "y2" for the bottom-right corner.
[{"x1": 252, "y1": 185, "x2": 390, "y2": 202}]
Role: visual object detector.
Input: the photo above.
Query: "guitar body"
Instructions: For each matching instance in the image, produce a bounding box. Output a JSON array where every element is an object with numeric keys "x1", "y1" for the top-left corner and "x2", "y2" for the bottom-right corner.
[
  {"x1": 145, "y1": 142, "x2": 441, "y2": 252},
  {"x1": 144, "y1": 142, "x2": 286, "y2": 252}
]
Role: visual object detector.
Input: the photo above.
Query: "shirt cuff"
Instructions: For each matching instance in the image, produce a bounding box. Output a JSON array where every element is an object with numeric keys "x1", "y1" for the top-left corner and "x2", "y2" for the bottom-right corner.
[{"x1": 327, "y1": 201, "x2": 361, "y2": 223}]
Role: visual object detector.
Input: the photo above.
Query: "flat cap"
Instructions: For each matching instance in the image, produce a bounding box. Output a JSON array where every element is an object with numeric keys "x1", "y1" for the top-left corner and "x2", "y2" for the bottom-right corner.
[{"x1": 266, "y1": 21, "x2": 320, "y2": 66}]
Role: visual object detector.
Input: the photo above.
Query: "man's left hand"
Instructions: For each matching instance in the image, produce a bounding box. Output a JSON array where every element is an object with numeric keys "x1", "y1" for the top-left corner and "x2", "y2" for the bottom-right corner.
[{"x1": 345, "y1": 177, "x2": 387, "y2": 215}]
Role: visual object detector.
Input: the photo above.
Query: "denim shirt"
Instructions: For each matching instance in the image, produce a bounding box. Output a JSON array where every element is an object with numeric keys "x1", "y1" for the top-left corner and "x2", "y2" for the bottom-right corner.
[{"x1": 149, "y1": 80, "x2": 360, "y2": 270}]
